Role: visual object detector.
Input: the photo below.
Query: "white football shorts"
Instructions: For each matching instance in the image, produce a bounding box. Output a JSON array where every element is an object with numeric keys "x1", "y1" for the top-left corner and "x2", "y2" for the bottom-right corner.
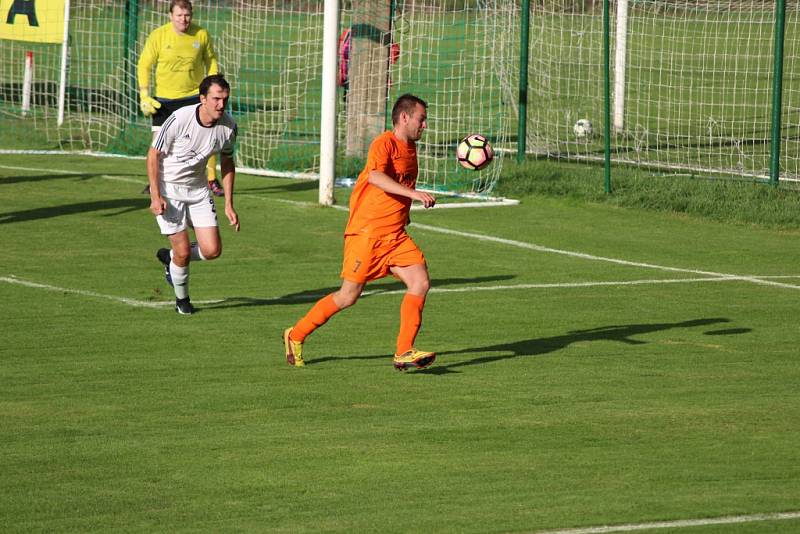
[{"x1": 155, "y1": 182, "x2": 218, "y2": 235}]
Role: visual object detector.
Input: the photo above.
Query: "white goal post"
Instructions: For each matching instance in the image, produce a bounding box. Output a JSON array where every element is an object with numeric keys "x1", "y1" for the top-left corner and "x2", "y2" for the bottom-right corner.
[
  {"x1": 613, "y1": 0, "x2": 628, "y2": 134},
  {"x1": 319, "y1": 0, "x2": 340, "y2": 207},
  {"x1": 57, "y1": 0, "x2": 71, "y2": 127},
  {"x1": 0, "y1": 0, "x2": 514, "y2": 203}
]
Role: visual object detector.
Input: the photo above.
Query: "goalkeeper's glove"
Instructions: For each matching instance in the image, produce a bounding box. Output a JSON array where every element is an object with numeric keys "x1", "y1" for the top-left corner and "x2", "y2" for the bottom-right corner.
[{"x1": 139, "y1": 89, "x2": 161, "y2": 117}]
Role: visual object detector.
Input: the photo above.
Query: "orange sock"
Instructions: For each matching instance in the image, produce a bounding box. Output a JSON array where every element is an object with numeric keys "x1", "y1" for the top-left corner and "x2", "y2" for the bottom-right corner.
[
  {"x1": 291, "y1": 294, "x2": 340, "y2": 342},
  {"x1": 396, "y1": 293, "x2": 426, "y2": 355}
]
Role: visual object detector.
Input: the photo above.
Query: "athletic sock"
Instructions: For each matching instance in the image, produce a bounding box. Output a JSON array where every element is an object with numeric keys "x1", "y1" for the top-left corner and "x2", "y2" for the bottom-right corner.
[
  {"x1": 190, "y1": 243, "x2": 206, "y2": 261},
  {"x1": 396, "y1": 293, "x2": 426, "y2": 355},
  {"x1": 170, "y1": 262, "x2": 189, "y2": 300},
  {"x1": 291, "y1": 294, "x2": 340, "y2": 342}
]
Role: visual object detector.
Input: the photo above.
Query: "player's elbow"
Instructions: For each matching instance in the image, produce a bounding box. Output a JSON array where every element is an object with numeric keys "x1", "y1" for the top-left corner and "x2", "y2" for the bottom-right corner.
[{"x1": 147, "y1": 148, "x2": 163, "y2": 165}]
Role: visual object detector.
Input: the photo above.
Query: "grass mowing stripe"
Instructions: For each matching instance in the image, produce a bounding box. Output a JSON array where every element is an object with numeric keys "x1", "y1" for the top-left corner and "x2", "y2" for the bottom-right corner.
[
  {"x1": 535, "y1": 510, "x2": 800, "y2": 534},
  {"x1": 97, "y1": 175, "x2": 143, "y2": 184}
]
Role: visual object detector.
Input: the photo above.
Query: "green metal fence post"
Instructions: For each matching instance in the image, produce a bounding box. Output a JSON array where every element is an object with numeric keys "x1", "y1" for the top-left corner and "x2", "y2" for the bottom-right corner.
[
  {"x1": 603, "y1": 0, "x2": 612, "y2": 193},
  {"x1": 124, "y1": 0, "x2": 139, "y2": 119},
  {"x1": 517, "y1": 0, "x2": 530, "y2": 163},
  {"x1": 769, "y1": 0, "x2": 786, "y2": 186}
]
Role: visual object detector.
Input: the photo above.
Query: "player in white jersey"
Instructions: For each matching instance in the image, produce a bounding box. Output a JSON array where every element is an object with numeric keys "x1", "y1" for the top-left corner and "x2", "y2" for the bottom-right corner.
[{"x1": 147, "y1": 74, "x2": 239, "y2": 315}]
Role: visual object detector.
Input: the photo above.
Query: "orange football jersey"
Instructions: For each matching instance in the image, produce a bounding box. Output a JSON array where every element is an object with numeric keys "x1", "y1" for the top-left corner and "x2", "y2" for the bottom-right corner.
[{"x1": 345, "y1": 131, "x2": 418, "y2": 237}]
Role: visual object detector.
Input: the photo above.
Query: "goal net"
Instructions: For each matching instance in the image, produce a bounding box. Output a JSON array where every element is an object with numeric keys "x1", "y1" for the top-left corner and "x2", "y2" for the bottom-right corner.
[
  {"x1": 503, "y1": 0, "x2": 800, "y2": 181},
  {"x1": 0, "y1": 0, "x2": 515, "y2": 197}
]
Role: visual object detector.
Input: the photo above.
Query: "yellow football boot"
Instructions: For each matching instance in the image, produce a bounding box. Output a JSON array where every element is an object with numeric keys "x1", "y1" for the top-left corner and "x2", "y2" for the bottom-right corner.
[
  {"x1": 393, "y1": 349, "x2": 435, "y2": 371},
  {"x1": 283, "y1": 328, "x2": 305, "y2": 367}
]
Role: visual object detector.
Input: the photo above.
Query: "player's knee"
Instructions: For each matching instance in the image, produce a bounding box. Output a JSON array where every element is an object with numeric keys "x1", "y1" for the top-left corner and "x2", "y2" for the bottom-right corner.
[
  {"x1": 172, "y1": 249, "x2": 190, "y2": 266},
  {"x1": 420, "y1": 278, "x2": 431, "y2": 294},
  {"x1": 202, "y1": 244, "x2": 221, "y2": 260},
  {"x1": 408, "y1": 277, "x2": 430, "y2": 296},
  {"x1": 339, "y1": 295, "x2": 358, "y2": 309},
  {"x1": 334, "y1": 290, "x2": 359, "y2": 309}
]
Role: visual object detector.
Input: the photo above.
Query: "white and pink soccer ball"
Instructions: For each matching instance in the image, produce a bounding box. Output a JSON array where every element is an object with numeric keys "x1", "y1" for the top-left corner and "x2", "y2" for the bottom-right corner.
[{"x1": 456, "y1": 133, "x2": 494, "y2": 171}]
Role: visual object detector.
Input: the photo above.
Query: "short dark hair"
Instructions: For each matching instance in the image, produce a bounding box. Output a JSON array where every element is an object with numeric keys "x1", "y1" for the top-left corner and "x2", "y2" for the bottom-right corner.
[
  {"x1": 391, "y1": 94, "x2": 427, "y2": 125},
  {"x1": 170, "y1": 0, "x2": 192, "y2": 13},
  {"x1": 200, "y1": 74, "x2": 230, "y2": 96}
]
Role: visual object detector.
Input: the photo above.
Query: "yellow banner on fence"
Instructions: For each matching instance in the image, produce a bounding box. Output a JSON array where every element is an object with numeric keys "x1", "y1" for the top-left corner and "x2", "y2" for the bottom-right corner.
[{"x1": 0, "y1": 0, "x2": 66, "y2": 43}]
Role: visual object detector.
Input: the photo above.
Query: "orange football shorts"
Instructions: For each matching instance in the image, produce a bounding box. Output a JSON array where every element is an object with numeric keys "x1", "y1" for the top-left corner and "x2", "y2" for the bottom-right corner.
[{"x1": 341, "y1": 231, "x2": 426, "y2": 283}]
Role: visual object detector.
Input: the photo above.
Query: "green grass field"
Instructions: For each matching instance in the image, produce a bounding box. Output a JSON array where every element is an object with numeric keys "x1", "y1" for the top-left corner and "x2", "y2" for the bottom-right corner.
[{"x1": 2, "y1": 152, "x2": 800, "y2": 532}]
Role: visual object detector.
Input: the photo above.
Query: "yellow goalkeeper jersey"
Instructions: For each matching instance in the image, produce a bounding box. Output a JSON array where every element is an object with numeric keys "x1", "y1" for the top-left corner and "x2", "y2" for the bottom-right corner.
[{"x1": 137, "y1": 22, "x2": 219, "y2": 100}]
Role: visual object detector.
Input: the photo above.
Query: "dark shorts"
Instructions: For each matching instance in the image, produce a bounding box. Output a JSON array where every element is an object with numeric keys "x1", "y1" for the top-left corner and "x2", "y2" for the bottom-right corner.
[{"x1": 151, "y1": 95, "x2": 201, "y2": 128}]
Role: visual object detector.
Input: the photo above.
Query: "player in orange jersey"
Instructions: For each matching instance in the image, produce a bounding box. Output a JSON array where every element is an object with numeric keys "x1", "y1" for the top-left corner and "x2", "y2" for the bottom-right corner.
[{"x1": 283, "y1": 94, "x2": 436, "y2": 371}]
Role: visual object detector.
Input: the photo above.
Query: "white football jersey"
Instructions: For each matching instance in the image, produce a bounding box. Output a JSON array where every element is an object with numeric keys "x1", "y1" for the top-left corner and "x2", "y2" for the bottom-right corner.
[{"x1": 152, "y1": 104, "x2": 237, "y2": 187}]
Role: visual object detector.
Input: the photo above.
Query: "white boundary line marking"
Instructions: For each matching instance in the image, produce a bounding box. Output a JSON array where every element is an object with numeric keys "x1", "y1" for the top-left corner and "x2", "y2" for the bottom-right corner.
[
  {"x1": 0, "y1": 164, "x2": 81, "y2": 174},
  {"x1": 535, "y1": 510, "x2": 800, "y2": 534},
  {"x1": 0, "y1": 164, "x2": 513, "y2": 208},
  {"x1": 410, "y1": 223, "x2": 800, "y2": 291},
  {"x1": 1, "y1": 276, "x2": 163, "y2": 308},
  {"x1": 1, "y1": 274, "x2": 796, "y2": 310},
  {"x1": 239, "y1": 195, "x2": 800, "y2": 291},
  {"x1": 4, "y1": 162, "x2": 800, "y2": 296},
  {"x1": 1, "y1": 154, "x2": 518, "y2": 207}
]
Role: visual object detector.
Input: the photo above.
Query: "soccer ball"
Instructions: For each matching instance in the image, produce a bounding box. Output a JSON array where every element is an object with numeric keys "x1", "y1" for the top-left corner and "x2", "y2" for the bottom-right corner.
[
  {"x1": 573, "y1": 118, "x2": 593, "y2": 138},
  {"x1": 456, "y1": 134, "x2": 494, "y2": 171}
]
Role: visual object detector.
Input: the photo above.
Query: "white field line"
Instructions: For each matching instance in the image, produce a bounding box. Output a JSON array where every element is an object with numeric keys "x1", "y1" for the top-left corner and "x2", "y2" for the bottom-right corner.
[
  {"x1": 0, "y1": 150, "x2": 318, "y2": 180},
  {"x1": 0, "y1": 149, "x2": 142, "y2": 159},
  {"x1": 1, "y1": 274, "x2": 797, "y2": 310},
  {"x1": 0, "y1": 164, "x2": 82, "y2": 174},
  {"x1": 241, "y1": 195, "x2": 800, "y2": 291},
  {"x1": 5, "y1": 163, "x2": 800, "y2": 292},
  {"x1": 410, "y1": 223, "x2": 800, "y2": 291},
  {"x1": 534, "y1": 510, "x2": 800, "y2": 534},
  {"x1": 0, "y1": 276, "x2": 163, "y2": 308},
  {"x1": 1, "y1": 165, "x2": 509, "y2": 207},
  {"x1": 1, "y1": 155, "x2": 517, "y2": 204}
]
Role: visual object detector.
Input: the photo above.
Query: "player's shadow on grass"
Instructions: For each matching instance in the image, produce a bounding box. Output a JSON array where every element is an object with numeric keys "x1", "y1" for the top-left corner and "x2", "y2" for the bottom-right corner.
[
  {"x1": 239, "y1": 180, "x2": 318, "y2": 194},
  {"x1": 204, "y1": 274, "x2": 517, "y2": 309},
  {"x1": 0, "y1": 198, "x2": 148, "y2": 224},
  {"x1": 419, "y1": 317, "x2": 748, "y2": 374},
  {"x1": 308, "y1": 317, "x2": 750, "y2": 370},
  {"x1": 0, "y1": 172, "x2": 141, "y2": 186}
]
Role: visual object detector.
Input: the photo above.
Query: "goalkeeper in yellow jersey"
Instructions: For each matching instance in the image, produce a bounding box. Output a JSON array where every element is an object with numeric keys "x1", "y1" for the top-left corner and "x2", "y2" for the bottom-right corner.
[{"x1": 137, "y1": 0, "x2": 223, "y2": 197}]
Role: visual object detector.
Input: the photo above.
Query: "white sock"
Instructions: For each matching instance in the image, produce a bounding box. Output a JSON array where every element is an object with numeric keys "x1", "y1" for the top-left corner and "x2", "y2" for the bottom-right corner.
[
  {"x1": 170, "y1": 262, "x2": 189, "y2": 300},
  {"x1": 190, "y1": 243, "x2": 206, "y2": 261}
]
